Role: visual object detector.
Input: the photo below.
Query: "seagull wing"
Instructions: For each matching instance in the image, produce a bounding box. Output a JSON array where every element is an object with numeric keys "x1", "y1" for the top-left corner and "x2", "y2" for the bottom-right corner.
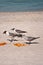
[
  {"x1": 27, "y1": 37, "x2": 40, "y2": 41},
  {"x1": 16, "y1": 29, "x2": 27, "y2": 33}
]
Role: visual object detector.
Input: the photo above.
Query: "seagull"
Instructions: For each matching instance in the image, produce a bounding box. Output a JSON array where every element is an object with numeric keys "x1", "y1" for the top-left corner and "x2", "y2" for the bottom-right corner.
[
  {"x1": 24, "y1": 36, "x2": 40, "y2": 43},
  {"x1": 11, "y1": 28, "x2": 27, "y2": 34},
  {"x1": 3, "y1": 30, "x2": 24, "y2": 38}
]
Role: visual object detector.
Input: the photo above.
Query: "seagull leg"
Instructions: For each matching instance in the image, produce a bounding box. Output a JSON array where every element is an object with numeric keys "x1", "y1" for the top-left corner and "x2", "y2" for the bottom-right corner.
[
  {"x1": 28, "y1": 41, "x2": 32, "y2": 44},
  {"x1": 29, "y1": 41, "x2": 32, "y2": 44}
]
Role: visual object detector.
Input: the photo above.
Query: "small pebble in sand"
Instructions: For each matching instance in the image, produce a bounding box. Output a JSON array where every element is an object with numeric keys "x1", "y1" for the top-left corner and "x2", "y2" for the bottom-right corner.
[
  {"x1": 13, "y1": 43, "x2": 27, "y2": 47},
  {"x1": 0, "y1": 42, "x2": 7, "y2": 46}
]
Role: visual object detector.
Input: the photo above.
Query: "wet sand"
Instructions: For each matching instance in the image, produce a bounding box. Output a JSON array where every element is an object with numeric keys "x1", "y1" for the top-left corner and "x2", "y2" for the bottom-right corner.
[{"x1": 0, "y1": 12, "x2": 43, "y2": 65}]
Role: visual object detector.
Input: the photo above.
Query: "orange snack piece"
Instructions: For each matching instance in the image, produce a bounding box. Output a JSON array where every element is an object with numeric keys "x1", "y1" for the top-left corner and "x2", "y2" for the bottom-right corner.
[
  {"x1": 13, "y1": 43, "x2": 27, "y2": 47},
  {"x1": 0, "y1": 42, "x2": 7, "y2": 46}
]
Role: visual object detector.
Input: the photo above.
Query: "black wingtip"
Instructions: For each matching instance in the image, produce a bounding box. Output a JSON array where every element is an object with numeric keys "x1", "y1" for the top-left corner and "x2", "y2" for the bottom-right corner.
[{"x1": 36, "y1": 37, "x2": 40, "y2": 39}]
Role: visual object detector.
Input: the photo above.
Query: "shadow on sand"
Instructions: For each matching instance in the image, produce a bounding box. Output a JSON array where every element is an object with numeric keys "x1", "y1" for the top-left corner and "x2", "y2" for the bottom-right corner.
[{"x1": 25, "y1": 42, "x2": 39, "y2": 45}]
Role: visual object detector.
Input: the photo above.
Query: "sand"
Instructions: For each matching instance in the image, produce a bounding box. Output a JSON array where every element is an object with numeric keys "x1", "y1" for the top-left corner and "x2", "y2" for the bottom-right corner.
[{"x1": 0, "y1": 12, "x2": 43, "y2": 65}]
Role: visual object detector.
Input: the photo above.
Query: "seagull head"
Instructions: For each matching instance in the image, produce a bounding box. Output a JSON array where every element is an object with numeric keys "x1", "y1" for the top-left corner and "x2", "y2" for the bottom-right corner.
[
  {"x1": 3, "y1": 31, "x2": 7, "y2": 34},
  {"x1": 11, "y1": 28, "x2": 15, "y2": 30}
]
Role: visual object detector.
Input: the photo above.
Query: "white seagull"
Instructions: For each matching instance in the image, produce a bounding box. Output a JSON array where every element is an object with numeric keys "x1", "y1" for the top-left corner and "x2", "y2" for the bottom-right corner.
[{"x1": 3, "y1": 30, "x2": 25, "y2": 38}]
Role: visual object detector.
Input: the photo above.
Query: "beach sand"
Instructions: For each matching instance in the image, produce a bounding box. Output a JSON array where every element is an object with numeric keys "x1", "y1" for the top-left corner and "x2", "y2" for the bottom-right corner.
[{"x1": 0, "y1": 12, "x2": 43, "y2": 65}]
